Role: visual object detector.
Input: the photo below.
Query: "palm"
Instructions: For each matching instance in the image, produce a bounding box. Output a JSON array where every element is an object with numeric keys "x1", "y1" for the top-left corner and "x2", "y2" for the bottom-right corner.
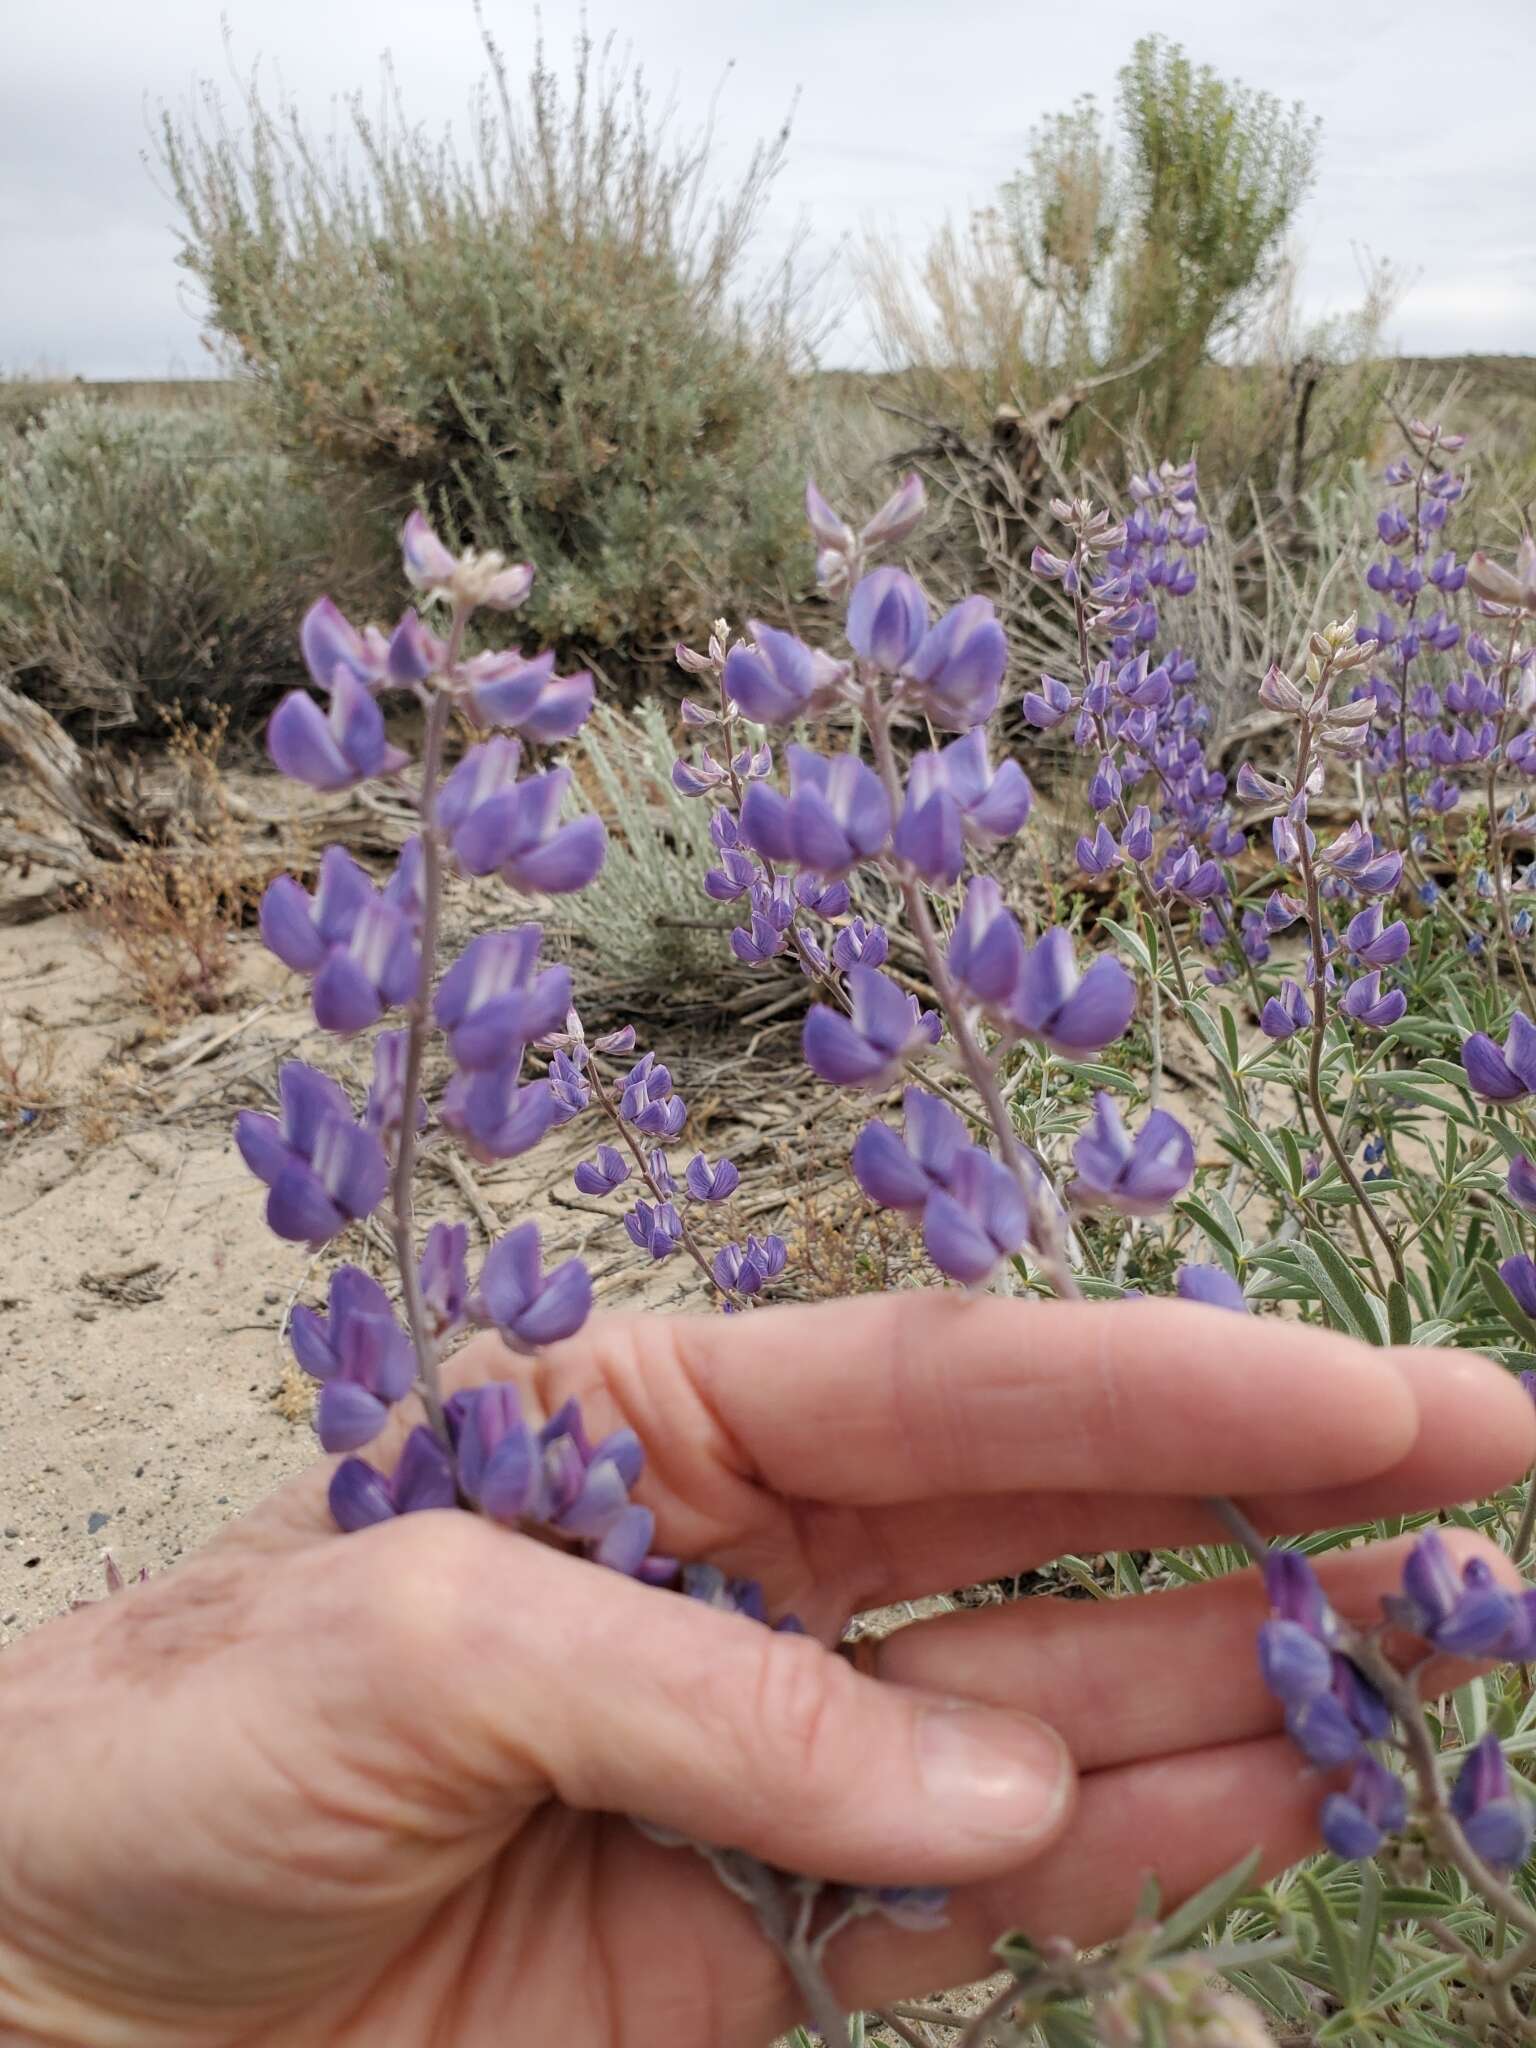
[{"x1": 0, "y1": 1295, "x2": 1529, "y2": 2048}]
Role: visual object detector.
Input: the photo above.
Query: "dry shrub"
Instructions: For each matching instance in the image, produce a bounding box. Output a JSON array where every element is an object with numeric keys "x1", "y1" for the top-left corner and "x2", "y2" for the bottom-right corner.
[
  {"x1": 85, "y1": 716, "x2": 252, "y2": 1023},
  {"x1": 0, "y1": 1018, "x2": 61, "y2": 1136},
  {"x1": 778, "y1": 1135, "x2": 921, "y2": 1301}
]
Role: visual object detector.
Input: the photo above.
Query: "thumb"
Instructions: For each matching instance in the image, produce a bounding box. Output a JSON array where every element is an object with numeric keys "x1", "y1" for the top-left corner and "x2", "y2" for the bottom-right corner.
[{"x1": 358, "y1": 1514, "x2": 1076, "y2": 1887}]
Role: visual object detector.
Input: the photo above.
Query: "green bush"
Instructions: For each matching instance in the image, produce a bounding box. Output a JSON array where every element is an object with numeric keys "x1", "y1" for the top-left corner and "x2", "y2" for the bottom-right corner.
[
  {"x1": 862, "y1": 35, "x2": 1323, "y2": 469},
  {"x1": 0, "y1": 395, "x2": 330, "y2": 729},
  {"x1": 160, "y1": 33, "x2": 812, "y2": 681}
]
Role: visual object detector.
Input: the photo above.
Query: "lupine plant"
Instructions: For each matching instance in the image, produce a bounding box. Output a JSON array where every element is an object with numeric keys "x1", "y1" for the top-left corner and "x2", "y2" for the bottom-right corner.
[{"x1": 239, "y1": 423, "x2": 1536, "y2": 2042}]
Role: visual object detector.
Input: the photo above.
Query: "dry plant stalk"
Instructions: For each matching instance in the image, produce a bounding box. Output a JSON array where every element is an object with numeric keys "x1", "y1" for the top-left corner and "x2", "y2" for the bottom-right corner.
[{"x1": 85, "y1": 715, "x2": 253, "y2": 1024}]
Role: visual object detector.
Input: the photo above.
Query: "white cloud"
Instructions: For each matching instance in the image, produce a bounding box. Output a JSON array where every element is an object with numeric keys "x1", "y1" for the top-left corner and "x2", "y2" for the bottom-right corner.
[{"x1": 2, "y1": 0, "x2": 1531, "y2": 376}]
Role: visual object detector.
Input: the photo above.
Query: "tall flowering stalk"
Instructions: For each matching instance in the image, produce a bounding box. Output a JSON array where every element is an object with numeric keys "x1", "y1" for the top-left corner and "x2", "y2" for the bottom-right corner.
[{"x1": 234, "y1": 451, "x2": 1536, "y2": 2041}]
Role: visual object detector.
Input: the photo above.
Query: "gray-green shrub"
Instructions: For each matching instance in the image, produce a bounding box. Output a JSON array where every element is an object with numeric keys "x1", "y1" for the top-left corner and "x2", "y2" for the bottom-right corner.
[
  {"x1": 159, "y1": 33, "x2": 811, "y2": 681},
  {"x1": 0, "y1": 395, "x2": 329, "y2": 729}
]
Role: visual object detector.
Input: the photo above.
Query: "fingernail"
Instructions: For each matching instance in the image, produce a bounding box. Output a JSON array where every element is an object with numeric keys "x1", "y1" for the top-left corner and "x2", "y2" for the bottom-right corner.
[{"x1": 917, "y1": 1701, "x2": 1072, "y2": 1844}]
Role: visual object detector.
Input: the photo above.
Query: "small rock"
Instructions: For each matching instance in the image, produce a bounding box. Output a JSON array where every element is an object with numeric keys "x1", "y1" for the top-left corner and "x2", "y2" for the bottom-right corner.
[
  {"x1": 86, "y1": 1512, "x2": 111, "y2": 1535},
  {"x1": 3, "y1": 1526, "x2": 18, "y2": 1539},
  {"x1": 263, "y1": 1289, "x2": 281, "y2": 1306}
]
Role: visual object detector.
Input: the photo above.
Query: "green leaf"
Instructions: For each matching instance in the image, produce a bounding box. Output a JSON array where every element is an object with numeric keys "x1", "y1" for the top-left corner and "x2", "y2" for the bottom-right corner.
[
  {"x1": 1350, "y1": 1859, "x2": 1383, "y2": 2004},
  {"x1": 1298, "y1": 1871, "x2": 1357, "y2": 2010},
  {"x1": 1095, "y1": 917, "x2": 1153, "y2": 975},
  {"x1": 1292, "y1": 1235, "x2": 1389, "y2": 1344},
  {"x1": 1054, "y1": 1059, "x2": 1140, "y2": 1092},
  {"x1": 1178, "y1": 1196, "x2": 1242, "y2": 1261},
  {"x1": 1387, "y1": 1280, "x2": 1414, "y2": 1347},
  {"x1": 1154, "y1": 1848, "x2": 1263, "y2": 1953}
]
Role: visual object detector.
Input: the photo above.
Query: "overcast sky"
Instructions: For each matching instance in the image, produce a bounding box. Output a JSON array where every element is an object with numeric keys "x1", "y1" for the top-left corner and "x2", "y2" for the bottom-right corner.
[{"x1": 3, "y1": 0, "x2": 1532, "y2": 379}]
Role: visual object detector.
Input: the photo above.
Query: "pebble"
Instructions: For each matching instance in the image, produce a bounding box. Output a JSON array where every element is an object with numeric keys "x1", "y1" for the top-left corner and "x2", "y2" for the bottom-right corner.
[{"x1": 86, "y1": 1512, "x2": 110, "y2": 1534}]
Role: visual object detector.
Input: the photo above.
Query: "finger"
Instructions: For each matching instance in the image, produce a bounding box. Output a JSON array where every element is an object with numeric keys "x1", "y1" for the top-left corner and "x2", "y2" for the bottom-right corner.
[
  {"x1": 668, "y1": 1294, "x2": 1422, "y2": 1502},
  {"x1": 829, "y1": 1734, "x2": 1324, "y2": 2016},
  {"x1": 868, "y1": 1529, "x2": 1521, "y2": 1772},
  {"x1": 796, "y1": 1345, "x2": 1536, "y2": 1609},
  {"x1": 334, "y1": 1511, "x2": 1076, "y2": 1887},
  {"x1": 608, "y1": 1733, "x2": 1325, "y2": 2041}
]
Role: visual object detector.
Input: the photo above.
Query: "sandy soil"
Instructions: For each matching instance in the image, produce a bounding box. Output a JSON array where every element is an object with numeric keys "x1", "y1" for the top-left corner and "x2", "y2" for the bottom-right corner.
[{"x1": 0, "y1": 885, "x2": 769, "y2": 1635}]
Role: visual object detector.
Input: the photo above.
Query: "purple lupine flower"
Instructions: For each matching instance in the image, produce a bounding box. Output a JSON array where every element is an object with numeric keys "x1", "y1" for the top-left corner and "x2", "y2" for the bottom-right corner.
[
  {"x1": 289, "y1": 1265, "x2": 415, "y2": 1452},
  {"x1": 625, "y1": 1199, "x2": 684, "y2": 1260},
  {"x1": 441, "y1": 1055, "x2": 559, "y2": 1162},
  {"x1": 1345, "y1": 904, "x2": 1411, "y2": 967},
  {"x1": 620, "y1": 1053, "x2": 687, "y2": 1139},
  {"x1": 1070, "y1": 1094, "x2": 1195, "y2": 1215},
  {"x1": 921, "y1": 1144, "x2": 1033, "y2": 1284},
  {"x1": 1023, "y1": 674, "x2": 1075, "y2": 729},
  {"x1": 1163, "y1": 845, "x2": 1224, "y2": 903},
  {"x1": 546, "y1": 1048, "x2": 590, "y2": 1124},
  {"x1": 1076, "y1": 824, "x2": 1120, "y2": 876},
  {"x1": 948, "y1": 876, "x2": 1027, "y2": 1007},
  {"x1": 1500, "y1": 1254, "x2": 1536, "y2": 1317},
  {"x1": 1257, "y1": 1618, "x2": 1334, "y2": 1705},
  {"x1": 1260, "y1": 977, "x2": 1311, "y2": 1041},
  {"x1": 1263, "y1": 1548, "x2": 1337, "y2": 1641},
  {"x1": 1176, "y1": 1264, "x2": 1248, "y2": 1312},
  {"x1": 1462, "y1": 1014, "x2": 1536, "y2": 1100},
  {"x1": 1316, "y1": 823, "x2": 1404, "y2": 896},
  {"x1": 678, "y1": 1561, "x2": 805, "y2": 1632},
  {"x1": 364, "y1": 1027, "x2": 425, "y2": 1134},
  {"x1": 1450, "y1": 1734, "x2": 1534, "y2": 1870},
  {"x1": 462, "y1": 649, "x2": 595, "y2": 741},
  {"x1": 713, "y1": 1234, "x2": 788, "y2": 1296},
  {"x1": 574, "y1": 1144, "x2": 631, "y2": 1197},
  {"x1": 300, "y1": 597, "x2": 444, "y2": 693},
  {"x1": 851, "y1": 1087, "x2": 967, "y2": 1211},
  {"x1": 739, "y1": 746, "x2": 892, "y2": 879},
  {"x1": 474, "y1": 1222, "x2": 592, "y2": 1351},
  {"x1": 1387, "y1": 1528, "x2": 1535, "y2": 1659},
  {"x1": 796, "y1": 872, "x2": 851, "y2": 917},
  {"x1": 438, "y1": 740, "x2": 606, "y2": 895},
  {"x1": 1507, "y1": 1155, "x2": 1536, "y2": 1212},
  {"x1": 434, "y1": 930, "x2": 572, "y2": 1072},
  {"x1": 1321, "y1": 1756, "x2": 1407, "y2": 1862},
  {"x1": 859, "y1": 470, "x2": 927, "y2": 550},
  {"x1": 723, "y1": 624, "x2": 820, "y2": 723},
  {"x1": 831, "y1": 918, "x2": 889, "y2": 971},
  {"x1": 846, "y1": 567, "x2": 929, "y2": 669},
  {"x1": 803, "y1": 967, "x2": 941, "y2": 1088},
  {"x1": 419, "y1": 1221, "x2": 469, "y2": 1336},
  {"x1": 1003, "y1": 927, "x2": 1137, "y2": 1057},
  {"x1": 329, "y1": 1425, "x2": 457, "y2": 1533},
  {"x1": 904, "y1": 595, "x2": 1009, "y2": 730},
  {"x1": 685, "y1": 1153, "x2": 740, "y2": 1202},
  {"x1": 1121, "y1": 805, "x2": 1154, "y2": 862},
  {"x1": 236, "y1": 1062, "x2": 389, "y2": 1246},
  {"x1": 730, "y1": 914, "x2": 786, "y2": 965},
  {"x1": 449, "y1": 1389, "x2": 658, "y2": 1575},
  {"x1": 267, "y1": 674, "x2": 410, "y2": 792},
  {"x1": 400, "y1": 509, "x2": 460, "y2": 591},
  {"x1": 895, "y1": 730, "x2": 1032, "y2": 886},
  {"x1": 1339, "y1": 972, "x2": 1407, "y2": 1032},
  {"x1": 1286, "y1": 1657, "x2": 1390, "y2": 1769},
  {"x1": 259, "y1": 845, "x2": 421, "y2": 1035}
]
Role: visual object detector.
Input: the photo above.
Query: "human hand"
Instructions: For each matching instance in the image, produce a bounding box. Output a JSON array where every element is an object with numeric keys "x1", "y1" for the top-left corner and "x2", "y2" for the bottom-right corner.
[{"x1": 0, "y1": 1292, "x2": 1529, "y2": 2047}]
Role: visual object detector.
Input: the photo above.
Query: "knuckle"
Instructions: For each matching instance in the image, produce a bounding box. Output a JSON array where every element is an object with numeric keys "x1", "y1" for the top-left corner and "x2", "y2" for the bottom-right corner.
[
  {"x1": 324, "y1": 1511, "x2": 488, "y2": 1667},
  {"x1": 745, "y1": 1629, "x2": 853, "y2": 1785}
]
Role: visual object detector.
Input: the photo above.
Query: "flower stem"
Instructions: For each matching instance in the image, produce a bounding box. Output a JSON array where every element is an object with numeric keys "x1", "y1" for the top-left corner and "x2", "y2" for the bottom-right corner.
[
  {"x1": 864, "y1": 689, "x2": 1081, "y2": 1302},
  {"x1": 389, "y1": 637, "x2": 461, "y2": 1441}
]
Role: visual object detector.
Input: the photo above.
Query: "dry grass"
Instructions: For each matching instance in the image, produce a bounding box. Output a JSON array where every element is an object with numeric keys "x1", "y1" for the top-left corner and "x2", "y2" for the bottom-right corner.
[{"x1": 84, "y1": 715, "x2": 255, "y2": 1024}]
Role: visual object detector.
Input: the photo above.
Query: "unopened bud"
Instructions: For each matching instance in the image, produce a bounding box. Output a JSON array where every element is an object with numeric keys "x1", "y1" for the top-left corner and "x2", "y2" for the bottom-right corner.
[{"x1": 1259, "y1": 664, "x2": 1304, "y2": 713}]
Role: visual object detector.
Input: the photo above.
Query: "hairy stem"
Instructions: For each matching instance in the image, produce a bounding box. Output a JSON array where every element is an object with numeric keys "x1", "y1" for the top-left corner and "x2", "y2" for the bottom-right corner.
[{"x1": 390, "y1": 616, "x2": 466, "y2": 1439}]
